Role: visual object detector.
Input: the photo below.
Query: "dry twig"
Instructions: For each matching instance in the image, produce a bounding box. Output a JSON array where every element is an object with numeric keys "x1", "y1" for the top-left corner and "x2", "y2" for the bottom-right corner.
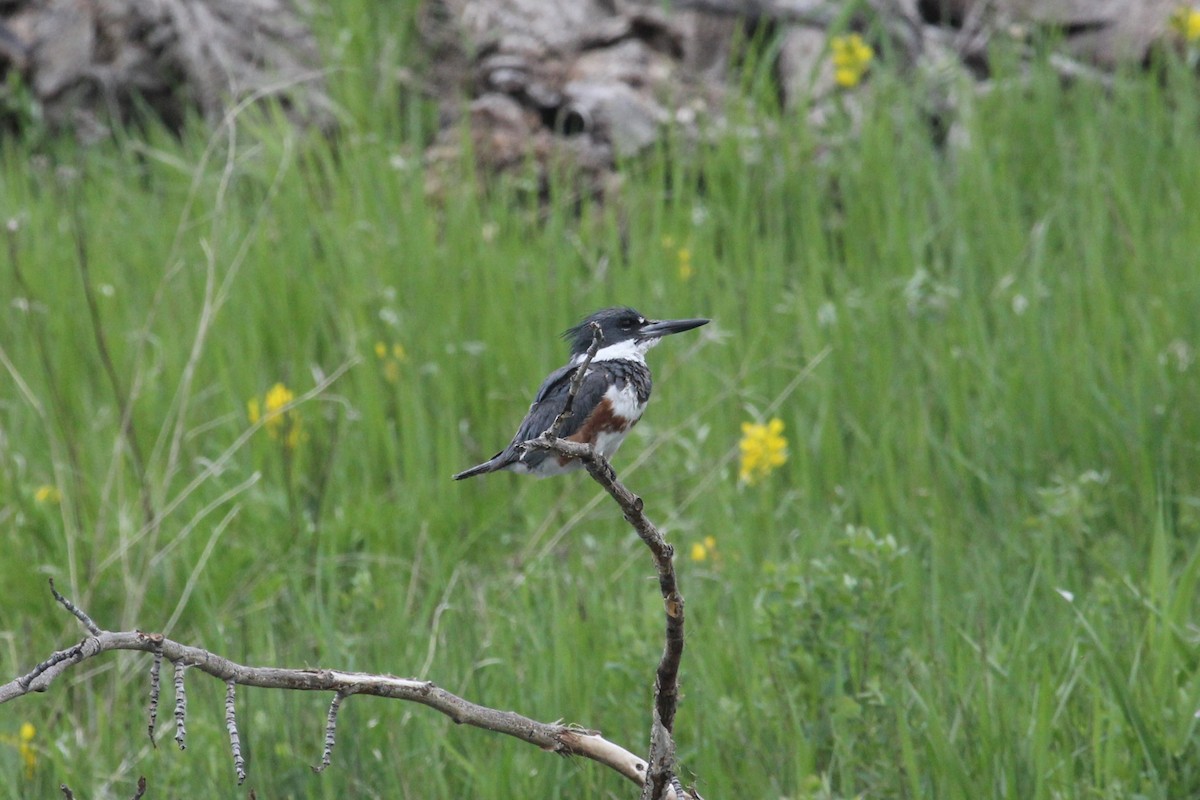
[{"x1": 313, "y1": 691, "x2": 346, "y2": 773}]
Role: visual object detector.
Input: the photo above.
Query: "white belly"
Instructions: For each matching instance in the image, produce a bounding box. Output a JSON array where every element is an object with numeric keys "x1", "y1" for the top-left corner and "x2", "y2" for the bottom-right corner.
[
  {"x1": 594, "y1": 383, "x2": 645, "y2": 458},
  {"x1": 605, "y1": 382, "x2": 647, "y2": 421}
]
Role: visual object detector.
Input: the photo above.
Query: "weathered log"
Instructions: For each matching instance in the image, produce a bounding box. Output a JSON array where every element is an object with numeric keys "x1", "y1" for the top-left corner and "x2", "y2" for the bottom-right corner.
[
  {"x1": 2, "y1": 0, "x2": 1186, "y2": 178},
  {"x1": 0, "y1": 0, "x2": 332, "y2": 139},
  {"x1": 422, "y1": 0, "x2": 1186, "y2": 192}
]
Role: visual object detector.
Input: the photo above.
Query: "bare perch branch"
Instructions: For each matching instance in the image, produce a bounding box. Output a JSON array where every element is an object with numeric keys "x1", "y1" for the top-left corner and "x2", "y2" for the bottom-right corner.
[
  {"x1": 521, "y1": 432, "x2": 688, "y2": 800},
  {"x1": 1, "y1": 588, "x2": 695, "y2": 799}
]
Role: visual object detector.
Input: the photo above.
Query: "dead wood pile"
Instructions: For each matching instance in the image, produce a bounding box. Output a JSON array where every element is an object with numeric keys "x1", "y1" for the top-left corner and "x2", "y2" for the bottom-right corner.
[
  {"x1": 422, "y1": 0, "x2": 1185, "y2": 194},
  {"x1": 0, "y1": 0, "x2": 331, "y2": 140},
  {"x1": 0, "y1": 0, "x2": 1190, "y2": 181}
]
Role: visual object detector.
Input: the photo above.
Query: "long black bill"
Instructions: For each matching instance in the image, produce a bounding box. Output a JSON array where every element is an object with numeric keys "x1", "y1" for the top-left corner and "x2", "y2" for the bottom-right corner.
[{"x1": 639, "y1": 317, "x2": 710, "y2": 337}]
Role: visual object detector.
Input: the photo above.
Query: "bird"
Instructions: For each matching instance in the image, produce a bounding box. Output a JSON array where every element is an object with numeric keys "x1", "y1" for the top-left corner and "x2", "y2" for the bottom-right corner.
[{"x1": 453, "y1": 307, "x2": 709, "y2": 480}]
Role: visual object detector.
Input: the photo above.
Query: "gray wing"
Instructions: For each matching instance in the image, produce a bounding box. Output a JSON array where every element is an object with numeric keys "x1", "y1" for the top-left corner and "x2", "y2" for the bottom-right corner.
[
  {"x1": 455, "y1": 364, "x2": 609, "y2": 478},
  {"x1": 503, "y1": 364, "x2": 615, "y2": 469}
]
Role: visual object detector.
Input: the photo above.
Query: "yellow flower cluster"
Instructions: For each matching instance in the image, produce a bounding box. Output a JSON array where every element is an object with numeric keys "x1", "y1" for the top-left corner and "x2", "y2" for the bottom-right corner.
[
  {"x1": 690, "y1": 535, "x2": 718, "y2": 563},
  {"x1": 739, "y1": 418, "x2": 788, "y2": 484},
  {"x1": 1170, "y1": 6, "x2": 1200, "y2": 41},
  {"x1": 374, "y1": 341, "x2": 408, "y2": 384},
  {"x1": 19, "y1": 722, "x2": 34, "y2": 778},
  {"x1": 247, "y1": 382, "x2": 303, "y2": 449},
  {"x1": 830, "y1": 34, "x2": 875, "y2": 88},
  {"x1": 1, "y1": 722, "x2": 36, "y2": 778},
  {"x1": 34, "y1": 485, "x2": 61, "y2": 504},
  {"x1": 662, "y1": 236, "x2": 695, "y2": 282}
]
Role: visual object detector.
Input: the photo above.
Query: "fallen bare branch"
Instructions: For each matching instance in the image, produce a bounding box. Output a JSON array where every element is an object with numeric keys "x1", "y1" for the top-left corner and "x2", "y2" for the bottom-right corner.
[{"x1": 1, "y1": 583, "x2": 695, "y2": 799}]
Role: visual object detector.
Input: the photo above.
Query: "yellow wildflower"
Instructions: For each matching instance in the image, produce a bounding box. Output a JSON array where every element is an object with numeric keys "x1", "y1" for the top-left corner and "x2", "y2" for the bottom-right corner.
[
  {"x1": 690, "y1": 535, "x2": 718, "y2": 563},
  {"x1": 248, "y1": 382, "x2": 303, "y2": 449},
  {"x1": 677, "y1": 248, "x2": 694, "y2": 282},
  {"x1": 19, "y1": 722, "x2": 35, "y2": 778},
  {"x1": 739, "y1": 418, "x2": 788, "y2": 484},
  {"x1": 264, "y1": 382, "x2": 294, "y2": 413},
  {"x1": 1170, "y1": 6, "x2": 1200, "y2": 41},
  {"x1": 34, "y1": 485, "x2": 61, "y2": 504},
  {"x1": 662, "y1": 236, "x2": 695, "y2": 282},
  {"x1": 830, "y1": 34, "x2": 874, "y2": 88},
  {"x1": 374, "y1": 341, "x2": 408, "y2": 384}
]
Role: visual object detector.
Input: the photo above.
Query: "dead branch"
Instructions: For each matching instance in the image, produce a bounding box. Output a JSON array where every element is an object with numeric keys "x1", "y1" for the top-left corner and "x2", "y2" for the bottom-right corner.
[
  {"x1": 525, "y1": 434, "x2": 687, "y2": 800},
  {"x1": 1, "y1": 582, "x2": 696, "y2": 799}
]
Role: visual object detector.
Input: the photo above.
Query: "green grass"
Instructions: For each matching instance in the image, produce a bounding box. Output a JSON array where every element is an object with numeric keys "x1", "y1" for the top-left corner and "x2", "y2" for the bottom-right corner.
[{"x1": 4, "y1": 10, "x2": 1200, "y2": 798}]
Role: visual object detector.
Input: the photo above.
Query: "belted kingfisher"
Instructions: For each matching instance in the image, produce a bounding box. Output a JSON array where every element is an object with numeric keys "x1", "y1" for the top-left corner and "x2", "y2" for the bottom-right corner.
[{"x1": 453, "y1": 307, "x2": 709, "y2": 480}]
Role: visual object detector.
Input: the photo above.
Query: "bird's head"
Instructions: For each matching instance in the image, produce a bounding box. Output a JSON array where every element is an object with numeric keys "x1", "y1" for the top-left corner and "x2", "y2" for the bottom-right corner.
[{"x1": 563, "y1": 307, "x2": 709, "y2": 361}]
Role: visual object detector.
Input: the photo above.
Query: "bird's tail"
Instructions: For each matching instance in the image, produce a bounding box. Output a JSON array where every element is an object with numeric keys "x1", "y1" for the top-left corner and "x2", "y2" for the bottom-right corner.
[{"x1": 452, "y1": 453, "x2": 508, "y2": 480}]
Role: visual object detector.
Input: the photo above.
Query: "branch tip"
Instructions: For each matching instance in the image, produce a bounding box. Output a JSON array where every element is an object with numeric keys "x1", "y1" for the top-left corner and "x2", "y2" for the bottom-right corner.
[{"x1": 48, "y1": 578, "x2": 102, "y2": 635}]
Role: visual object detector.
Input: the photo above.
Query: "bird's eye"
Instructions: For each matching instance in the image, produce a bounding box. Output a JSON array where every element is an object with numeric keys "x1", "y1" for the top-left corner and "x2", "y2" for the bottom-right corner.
[{"x1": 620, "y1": 317, "x2": 635, "y2": 329}]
